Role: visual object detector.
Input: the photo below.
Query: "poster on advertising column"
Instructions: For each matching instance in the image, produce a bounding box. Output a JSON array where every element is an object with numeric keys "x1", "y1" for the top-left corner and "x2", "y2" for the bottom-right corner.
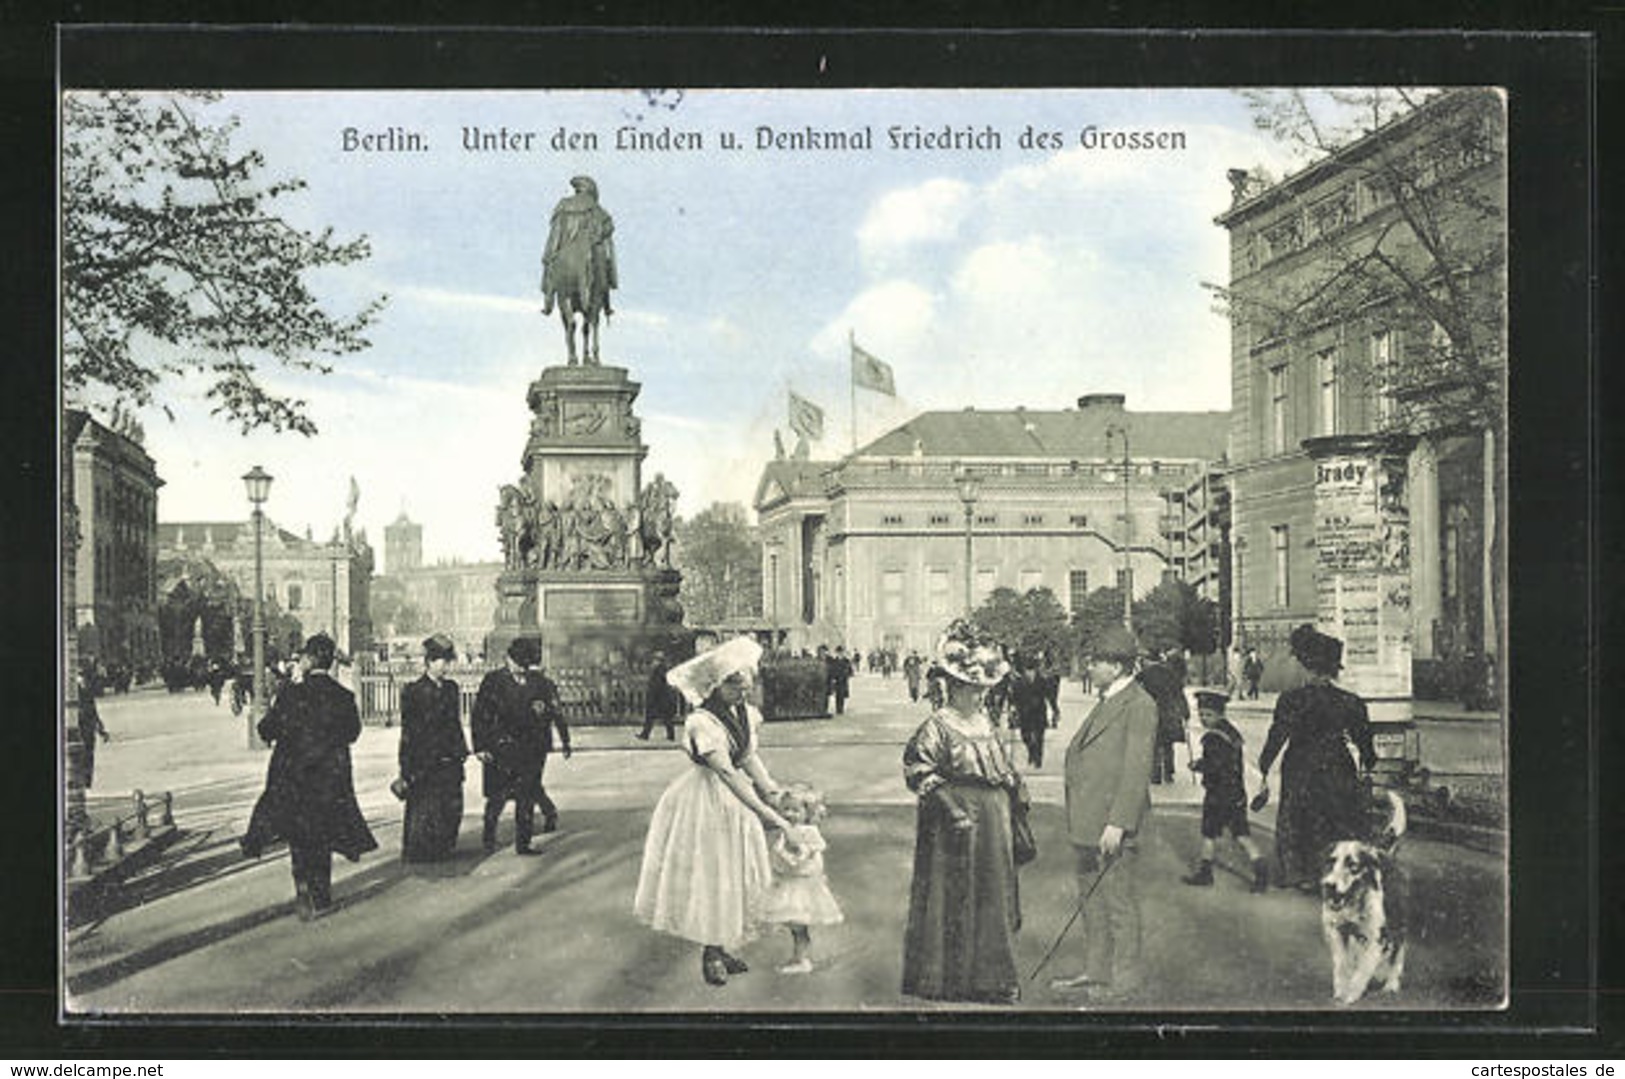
[{"x1": 1308, "y1": 437, "x2": 1415, "y2": 700}]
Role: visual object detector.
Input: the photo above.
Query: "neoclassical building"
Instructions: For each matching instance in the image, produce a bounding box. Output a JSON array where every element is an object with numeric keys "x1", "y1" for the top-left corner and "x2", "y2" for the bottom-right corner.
[
  {"x1": 371, "y1": 513, "x2": 500, "y2": 658},
  {"x1": 67, "y1": 409, "x2": 164, "y2": 672},
  {"x1": 754, "y1": 394, "x2": 1228, "y2": 656},
  {"x1": 1215, "y1": 89, "x2": 1504, "y2": 701},
  {"x1": 157, "y1": 519, "x2": 373, "y2": 656}
]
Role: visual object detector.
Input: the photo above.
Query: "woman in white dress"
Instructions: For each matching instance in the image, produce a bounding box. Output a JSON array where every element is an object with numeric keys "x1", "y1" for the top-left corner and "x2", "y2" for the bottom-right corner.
[{"x1": 633, "y1": 636, "x2": 807, "y2": 986}]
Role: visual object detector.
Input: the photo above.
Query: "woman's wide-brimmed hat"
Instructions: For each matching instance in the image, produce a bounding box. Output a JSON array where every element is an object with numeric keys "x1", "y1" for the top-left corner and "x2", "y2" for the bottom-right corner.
[
  {"x1": 422, "y1": 633, "x2": 456, "y2": 663},
  {"x1": 667, "y1": 635, "x2": 762, "y2": 706},
  {"x1": 1289, "y1": 623, "x2": 1344, "y2": 676},
  {"x1": 933, "y1": 619, "x2": 1010, "y2": 688}
]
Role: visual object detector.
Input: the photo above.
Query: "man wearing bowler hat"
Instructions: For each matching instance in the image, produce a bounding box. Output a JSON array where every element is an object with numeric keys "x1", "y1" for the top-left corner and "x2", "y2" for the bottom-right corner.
[
  {"x1": 1052, "y1": 623, "x2": 1158, "y2": 1004},
  {"x1": 472, "y1": 636, "x2": 571, "y2": 855},
  {"x1": 241, "y1": 632, "x2": 377, "y2": 920}
]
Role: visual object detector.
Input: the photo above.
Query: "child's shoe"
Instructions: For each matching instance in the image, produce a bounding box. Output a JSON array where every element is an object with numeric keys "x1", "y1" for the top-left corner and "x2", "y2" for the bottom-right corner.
[
  {"x1": 1181, "y1": 859, "x2": 1214, "y2": 886},
  {"x1": 778, "y1": 958, "x2": 814, "y2": 974}
]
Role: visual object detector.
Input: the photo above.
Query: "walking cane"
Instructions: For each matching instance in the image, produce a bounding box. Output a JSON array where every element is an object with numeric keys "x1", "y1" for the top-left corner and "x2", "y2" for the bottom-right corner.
[{"x1": 1028, "y1": 851, "x2": 1119, "y2": 982}]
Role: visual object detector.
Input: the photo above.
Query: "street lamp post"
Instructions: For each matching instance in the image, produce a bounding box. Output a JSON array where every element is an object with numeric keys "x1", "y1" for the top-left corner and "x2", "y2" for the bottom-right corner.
[
  {"x1": 956, "y1": 472, "x2": 981, "y2": 616},
  {"x1": 242, "y1": 466, "x2": 273, "y2": 750},
  {"x1": 1105, "y1": 425, "x2": 1133, "y2": 631}
]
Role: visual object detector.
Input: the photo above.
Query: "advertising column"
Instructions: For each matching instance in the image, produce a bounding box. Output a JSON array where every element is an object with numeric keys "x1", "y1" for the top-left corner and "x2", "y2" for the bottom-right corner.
[{"x1": 1302, "y1": 435, "x2": 1418, "y2": 708}]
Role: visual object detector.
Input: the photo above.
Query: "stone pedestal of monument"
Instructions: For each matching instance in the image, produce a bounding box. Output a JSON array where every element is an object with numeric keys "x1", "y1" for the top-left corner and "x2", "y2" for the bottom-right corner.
[{"x1": 487, "y1": 363, "x2": 687, "y2": 717}]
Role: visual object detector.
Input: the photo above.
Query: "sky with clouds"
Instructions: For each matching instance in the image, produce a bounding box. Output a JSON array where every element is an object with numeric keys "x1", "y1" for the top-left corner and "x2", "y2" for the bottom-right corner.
[{"x1": 71, "y1": 88, "x2": 1302, "y2": 568}]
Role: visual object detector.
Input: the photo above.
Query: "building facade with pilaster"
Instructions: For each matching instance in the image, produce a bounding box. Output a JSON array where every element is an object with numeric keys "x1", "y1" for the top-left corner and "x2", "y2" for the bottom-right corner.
[
  {"x1": 1215, "y1": 89, "x2": 1504, "y2": 702},
  {"x1": 755, "y1": 395, "x2": 1228, "y2": 656}
]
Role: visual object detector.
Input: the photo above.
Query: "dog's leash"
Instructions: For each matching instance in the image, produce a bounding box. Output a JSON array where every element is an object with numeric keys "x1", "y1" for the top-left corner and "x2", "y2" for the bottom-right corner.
[{"x1": 1028, "y1": 851, "x2": 1119, "y2": 982}]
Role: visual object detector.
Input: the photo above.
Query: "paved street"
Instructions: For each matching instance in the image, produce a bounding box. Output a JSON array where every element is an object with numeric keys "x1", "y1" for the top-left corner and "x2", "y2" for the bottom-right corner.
[{"x1": 66, "y1": 674, "x2": 1506, "y2": 1015}]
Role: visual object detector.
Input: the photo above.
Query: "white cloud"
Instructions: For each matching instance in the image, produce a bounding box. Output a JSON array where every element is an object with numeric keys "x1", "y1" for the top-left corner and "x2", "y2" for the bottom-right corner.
[{"x1": 856, "y1": 178, "x2": 974, "y2": 272}]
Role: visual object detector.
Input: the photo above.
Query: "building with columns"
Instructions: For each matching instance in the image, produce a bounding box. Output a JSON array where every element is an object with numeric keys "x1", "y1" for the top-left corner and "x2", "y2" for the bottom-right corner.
[
  {"x1": 157, "y1": 520, "x2": 373, "y2": 656},
  {"x1": 67, "y1": 409, "x2": 164, "y2": 673},
  {"x1": 1214, "y1": 89, "x2": 1504, "y2": 702},
  {"x1": 754, "y1": 394, "x2": 1228, "y2": 656}
]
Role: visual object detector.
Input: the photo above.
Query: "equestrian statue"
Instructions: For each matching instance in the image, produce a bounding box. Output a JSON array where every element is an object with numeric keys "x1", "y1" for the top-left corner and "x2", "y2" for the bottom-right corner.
[{"x1": 540, "y1": 175, "x2": 617, "y2": 365}]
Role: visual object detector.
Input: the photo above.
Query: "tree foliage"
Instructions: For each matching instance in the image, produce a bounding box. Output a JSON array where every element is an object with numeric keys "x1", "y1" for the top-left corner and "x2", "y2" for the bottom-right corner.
[
  {"x1": 972, "y1": 586, "x2": 1077, "y2": 664},
  {"x1": 1071, "y1": 586, "x2": 1129, "y2": 659},
  {"x1": 1132, "y1": 577, "x2": 1221, "y2": 657},
  {"x1": 62, "y1": 91, "x2": 385, "y2": 435},
  {"x1": 674, "y1": 502, "x2": 763, "y2": 626}
]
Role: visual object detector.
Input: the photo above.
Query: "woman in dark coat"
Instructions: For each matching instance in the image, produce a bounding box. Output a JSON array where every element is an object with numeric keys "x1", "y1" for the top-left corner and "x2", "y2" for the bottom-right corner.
[
  {"x1": 398, "y1": 633, "x2": 469, "y2": 862},
  {"x1": 241, "y1": 633, "x2": 378, "y2": 920},
  {"x1": 901, "y1": 619, "x2": 1023, "y2": 1005},
  {"x1": 1256, "y1": 624, "x2": 1376, "y2": 891}
]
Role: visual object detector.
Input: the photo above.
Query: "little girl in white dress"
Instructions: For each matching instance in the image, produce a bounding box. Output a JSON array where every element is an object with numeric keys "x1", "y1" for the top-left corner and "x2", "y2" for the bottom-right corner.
[{"x1": 761, "y1": 782, "x2": 844, "y2": 973}]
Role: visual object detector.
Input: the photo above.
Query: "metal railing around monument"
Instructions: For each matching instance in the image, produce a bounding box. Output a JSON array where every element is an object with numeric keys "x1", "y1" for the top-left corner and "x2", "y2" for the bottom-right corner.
[{"x1": 354, "y1": 655, "x2": 647, "y2": 727}]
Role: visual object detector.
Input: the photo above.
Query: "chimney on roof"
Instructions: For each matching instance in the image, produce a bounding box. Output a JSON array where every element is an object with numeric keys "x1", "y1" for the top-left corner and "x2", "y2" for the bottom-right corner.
[{"x1": 1077, "y1": 393, "x2": 1126, "y2": 412}]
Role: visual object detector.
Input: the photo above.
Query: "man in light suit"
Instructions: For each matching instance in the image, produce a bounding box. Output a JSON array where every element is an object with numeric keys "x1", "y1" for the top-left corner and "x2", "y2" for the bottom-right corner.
[{"x1": 1052, "y1": 623, "x2": 1158, "y2": 1003}]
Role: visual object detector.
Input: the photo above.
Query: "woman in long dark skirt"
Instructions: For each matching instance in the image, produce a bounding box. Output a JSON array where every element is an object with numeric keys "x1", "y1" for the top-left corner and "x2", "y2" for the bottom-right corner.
[
  {"x1": 901, "y1": 620, "x2": 1022, "y2": 1005},
  {"x1": 1256, "y1": 624, "x2": 1376, "y2": 890},
  {"x1": 399, "y1": 633, "x2": 470, "y2": 862}
]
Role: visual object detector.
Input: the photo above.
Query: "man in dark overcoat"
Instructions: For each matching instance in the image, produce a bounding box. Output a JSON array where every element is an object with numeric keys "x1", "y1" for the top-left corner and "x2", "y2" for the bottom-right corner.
[
  {"x1": 636, "y1": 651, "x2": 681, "y2": 741},
  {"x1": 1136, "y1": 651, "x2": 1190, "y2": 785},
  {"x1": 241, "y1": 633, "x2": 378, "y2": 921},
  {"x1": 472, "y1": 637, "x2": 571, "y2": 855},
  {"x1": 825, "y1": 645, "x2": 854, "y2": 715},
  {"x1": 1009, "y1": 654, "x2": 1053, "y2": 769},
  {"x1": 398, "y1": 633, "x2": 469, "y2": 862}
]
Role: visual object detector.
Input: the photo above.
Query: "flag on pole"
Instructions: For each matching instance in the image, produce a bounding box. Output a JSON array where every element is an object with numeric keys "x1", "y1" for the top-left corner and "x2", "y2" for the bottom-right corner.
[
  {"x1": 788, "y1": 390, "x2": 826, "y2": 441},
  {"x1": 851, "y1": 340, "x2": 897, "y2": 396}
]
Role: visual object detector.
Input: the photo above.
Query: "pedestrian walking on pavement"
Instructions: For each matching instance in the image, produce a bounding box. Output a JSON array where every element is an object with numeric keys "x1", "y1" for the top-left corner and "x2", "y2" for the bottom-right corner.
[
  {"x1": 760, "y1": 782, "x2": 844, "y2": 974},
  {"x1": 903, "y1": 650, "x2": 924, "y2": 702},
  {"x1": 1138, "y1": 650, "x2": 1190, "y2": 785},
  {"x1": 75, "y1": 661, "x2": 111, "y2": 790},
  {"x1": 397, "y1": 633, "x2": 469, "y2": 863},
  {"x1": 1051, "y1": 622, "x2": 1157, "y2": 1004},
  {"x1": 637, "y1": 651, "x2": 681, "y2": 741},
  {"x1": 1242, "y1": 647, "x2": 1264, "y2": 700},
  {"x1": 1009, "y1": 653, "x2": 1052, "y2": 769},
  {"x1": 901, "y1": 619, "x2": 1023, "y2": 1006},
  {"x1": 1256, "y1": 624, "x2": 1376, "y2": 892},
  {"x1": 241, "y1": 633, "x2": 378, "y2": 921},
  {"x1": 826, "y1": 645, "x2": 854, "y2": 715},
  {"x1": 1181, "y1": 690, "x2": 1268, "y2": 892},
  {"x1": 634, "y1": 636, "x2": 809, "y2": 987},
  {"x1": 472, "y1": 637, "x2": 571, "y2": 856}
]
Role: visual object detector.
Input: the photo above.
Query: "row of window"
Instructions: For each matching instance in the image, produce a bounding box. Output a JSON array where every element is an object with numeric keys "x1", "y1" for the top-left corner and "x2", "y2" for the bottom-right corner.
[
  {"x1": 872, "y1": 512, "x2": 1091, "y2": 528},
  {"x1": 868, "y1": 566, "x2": 1135, "y2": 619},
  {"x1": 1264, "y1": 328, "x2": 1398, "y2": 453}
]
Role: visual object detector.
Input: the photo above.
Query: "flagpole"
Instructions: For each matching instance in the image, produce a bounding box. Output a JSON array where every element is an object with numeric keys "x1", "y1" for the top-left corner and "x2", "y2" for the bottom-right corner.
[{"x1": 849, "y1": 329, "x2": 857, "y2": 454}]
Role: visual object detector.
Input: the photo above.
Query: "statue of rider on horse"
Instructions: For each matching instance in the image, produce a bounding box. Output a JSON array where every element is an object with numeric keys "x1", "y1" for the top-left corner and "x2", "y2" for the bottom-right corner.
[{"x1": 540, "y1": 175, "x2": 617, "y2": 365}]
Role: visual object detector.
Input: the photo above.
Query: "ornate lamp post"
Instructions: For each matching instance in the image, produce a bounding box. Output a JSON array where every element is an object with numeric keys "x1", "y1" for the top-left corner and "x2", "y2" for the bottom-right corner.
[
  {"x1": 242, "y1": 466, "x2": 273, "y2": 750},
  {"x1": 956, "y1": 471, "x2": 981, "y2": 616},
  {"x1": 1104, "y1": 425, "x2": 1133, "y2": 631}
]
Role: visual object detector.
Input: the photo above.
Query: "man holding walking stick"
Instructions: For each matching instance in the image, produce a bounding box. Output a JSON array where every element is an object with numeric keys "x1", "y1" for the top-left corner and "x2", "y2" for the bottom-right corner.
[{"x1": 1049, "y1": 623, "x2": 1158, "y2": 1004}]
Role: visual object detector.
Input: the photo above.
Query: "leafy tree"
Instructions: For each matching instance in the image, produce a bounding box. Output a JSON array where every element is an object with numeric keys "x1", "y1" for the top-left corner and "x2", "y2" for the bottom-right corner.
[
  {"x1": 1071, "y1": 586, "x2": 1129, "y2": 659},
  {"x1": 973, "y1": 586, "x2": 1077, "y2": 664},
  {"x1": 674, "y1": 502, "x2": 763, "y2": 626},
  {"x1": 62, "y1": 91, "x2": 385, "y2": 435},
  {"x1": 1132, "y1": 577, "x2": 1222, "y2": 657}
]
